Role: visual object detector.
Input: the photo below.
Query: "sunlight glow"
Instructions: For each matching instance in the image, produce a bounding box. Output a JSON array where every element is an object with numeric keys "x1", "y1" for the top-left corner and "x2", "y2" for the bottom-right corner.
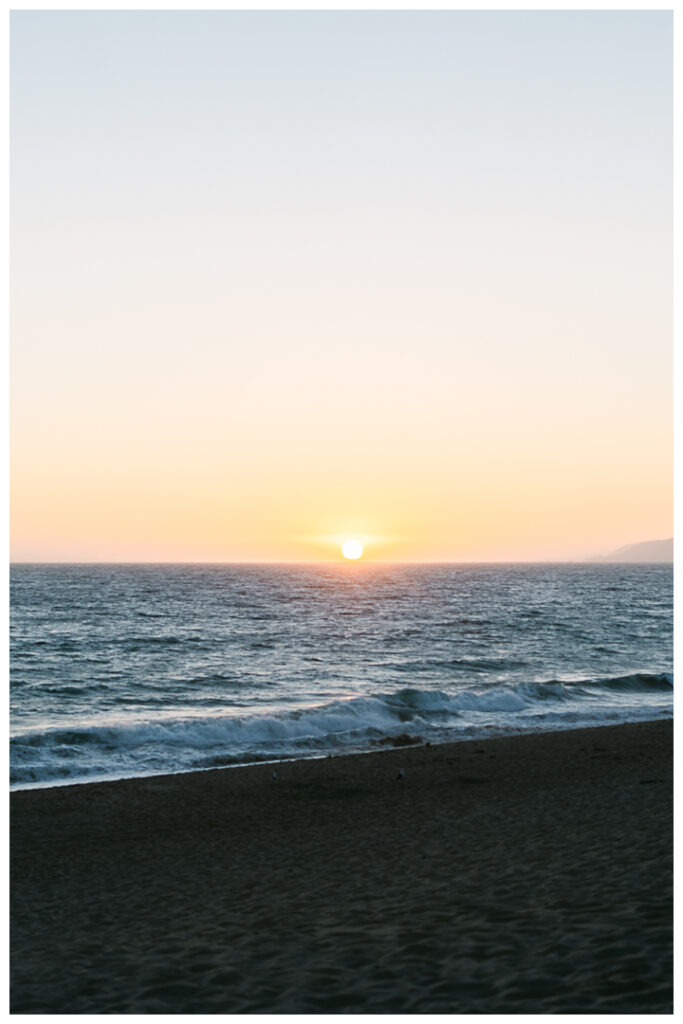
[{"x1": 342, "y1": 539, "x2": 364, "y2": 560}]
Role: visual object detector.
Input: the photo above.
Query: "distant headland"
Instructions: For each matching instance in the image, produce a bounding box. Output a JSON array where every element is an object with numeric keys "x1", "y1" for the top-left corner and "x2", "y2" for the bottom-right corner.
[{"x1": 589, "y1": 539, "x2": 673, "y2": 563}]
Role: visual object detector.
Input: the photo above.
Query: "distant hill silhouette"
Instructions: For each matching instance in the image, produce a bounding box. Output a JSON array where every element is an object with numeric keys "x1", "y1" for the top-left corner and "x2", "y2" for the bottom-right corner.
[{"x1": 589, "y1": 538, "x2": 673, "y2": 563}]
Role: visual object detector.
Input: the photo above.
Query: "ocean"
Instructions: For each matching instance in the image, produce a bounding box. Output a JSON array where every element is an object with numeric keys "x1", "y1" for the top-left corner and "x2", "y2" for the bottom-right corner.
[{"x1": 10, "y1": 563, "x2": 673, "y2": 790}]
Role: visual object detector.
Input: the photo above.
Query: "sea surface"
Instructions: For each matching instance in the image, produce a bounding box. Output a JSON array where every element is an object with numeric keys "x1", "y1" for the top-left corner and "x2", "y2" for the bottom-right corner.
[{"x1": 10, "y1": 563, "x2": 673, "y2": 790}]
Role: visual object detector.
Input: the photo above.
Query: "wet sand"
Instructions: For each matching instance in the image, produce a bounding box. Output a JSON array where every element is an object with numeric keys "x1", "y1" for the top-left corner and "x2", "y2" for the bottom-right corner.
[{"x1": 11, "y1": 719, "x2": 672, "y2": 1013}]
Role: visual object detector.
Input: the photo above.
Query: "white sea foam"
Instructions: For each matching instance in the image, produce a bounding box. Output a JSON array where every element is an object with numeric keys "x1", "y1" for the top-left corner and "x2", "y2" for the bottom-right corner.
[{"x1": 10, "y1": 673, "x2": 673, "y2": 789}]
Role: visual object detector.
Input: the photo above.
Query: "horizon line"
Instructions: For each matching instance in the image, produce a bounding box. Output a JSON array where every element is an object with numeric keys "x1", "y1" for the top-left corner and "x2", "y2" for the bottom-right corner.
[{"x1": 9, "y1": 559, "x2": 673, "y2": 567}]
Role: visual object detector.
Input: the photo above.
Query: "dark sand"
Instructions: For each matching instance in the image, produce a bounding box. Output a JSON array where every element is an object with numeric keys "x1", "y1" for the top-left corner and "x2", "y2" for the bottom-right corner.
[{"x1": 11, "y1": 720, "x2": 672, "y2": 1014}]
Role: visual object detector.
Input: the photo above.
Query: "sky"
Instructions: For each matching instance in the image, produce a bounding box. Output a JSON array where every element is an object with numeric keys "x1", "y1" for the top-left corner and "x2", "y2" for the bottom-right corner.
[{"x1": 10, "y1": 11, "x2": 672, "y2": 562}]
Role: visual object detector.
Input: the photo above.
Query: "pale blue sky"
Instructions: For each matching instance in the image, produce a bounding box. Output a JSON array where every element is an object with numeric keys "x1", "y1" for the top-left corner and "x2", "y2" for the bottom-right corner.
[{"x1": 10, "y1": 12, "x2": 673, "y2": 561}]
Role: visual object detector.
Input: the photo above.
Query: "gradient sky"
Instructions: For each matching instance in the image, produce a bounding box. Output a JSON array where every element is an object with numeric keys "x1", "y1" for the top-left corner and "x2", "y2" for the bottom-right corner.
[{"x1": 10, "y1": 11, "x2": 672, "y2": 562}]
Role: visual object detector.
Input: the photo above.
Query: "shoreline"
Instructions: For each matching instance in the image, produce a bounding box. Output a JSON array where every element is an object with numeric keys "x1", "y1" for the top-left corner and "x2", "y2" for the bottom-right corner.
[
  {"x1": 11, "y1": 718, "x2": 672, "y2": 1013},
  {"x1": 11, "y1": 707, "x2": 673, "y2": 795}
]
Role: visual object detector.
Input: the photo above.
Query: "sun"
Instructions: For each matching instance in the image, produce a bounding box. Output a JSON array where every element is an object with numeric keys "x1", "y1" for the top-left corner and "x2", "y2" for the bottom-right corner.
[{"x1": 341, "y1": 539, "x2": 364, "y2": 560}]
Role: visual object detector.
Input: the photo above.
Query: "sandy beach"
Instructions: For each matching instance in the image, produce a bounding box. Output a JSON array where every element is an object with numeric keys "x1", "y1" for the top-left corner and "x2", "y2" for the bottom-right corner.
[{"x1": 11, "y1": 719, "x2": 672, "y2": 1014}]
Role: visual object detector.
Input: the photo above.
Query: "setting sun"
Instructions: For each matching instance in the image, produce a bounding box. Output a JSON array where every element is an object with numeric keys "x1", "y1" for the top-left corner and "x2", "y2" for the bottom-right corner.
[{"x1": 342, "y1": 539, "x2": 364, "y2": 560}]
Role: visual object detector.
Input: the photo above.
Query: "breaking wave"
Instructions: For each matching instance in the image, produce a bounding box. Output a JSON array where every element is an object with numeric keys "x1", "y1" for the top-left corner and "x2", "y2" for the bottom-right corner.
[{"x1": 10, "y1": 673, "x2": 673, "y2": 789}]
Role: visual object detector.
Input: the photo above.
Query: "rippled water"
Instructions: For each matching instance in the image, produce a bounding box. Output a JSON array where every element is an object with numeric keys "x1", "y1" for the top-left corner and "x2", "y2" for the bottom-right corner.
[{"x1": 10, "y1": 563, "x2": 673, "y2": 788}]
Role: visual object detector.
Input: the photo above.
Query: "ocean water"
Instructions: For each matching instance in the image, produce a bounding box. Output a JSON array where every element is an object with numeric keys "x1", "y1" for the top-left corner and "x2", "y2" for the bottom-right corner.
[{"x1": 10, "y1": 563, "x2": 673, "y2": 790}]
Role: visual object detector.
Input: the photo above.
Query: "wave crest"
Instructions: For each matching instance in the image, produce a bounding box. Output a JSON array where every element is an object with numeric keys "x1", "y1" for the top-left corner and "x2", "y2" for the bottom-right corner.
[{"x1": 10, "y1": 671, "x2": 672, "y2": 788}]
